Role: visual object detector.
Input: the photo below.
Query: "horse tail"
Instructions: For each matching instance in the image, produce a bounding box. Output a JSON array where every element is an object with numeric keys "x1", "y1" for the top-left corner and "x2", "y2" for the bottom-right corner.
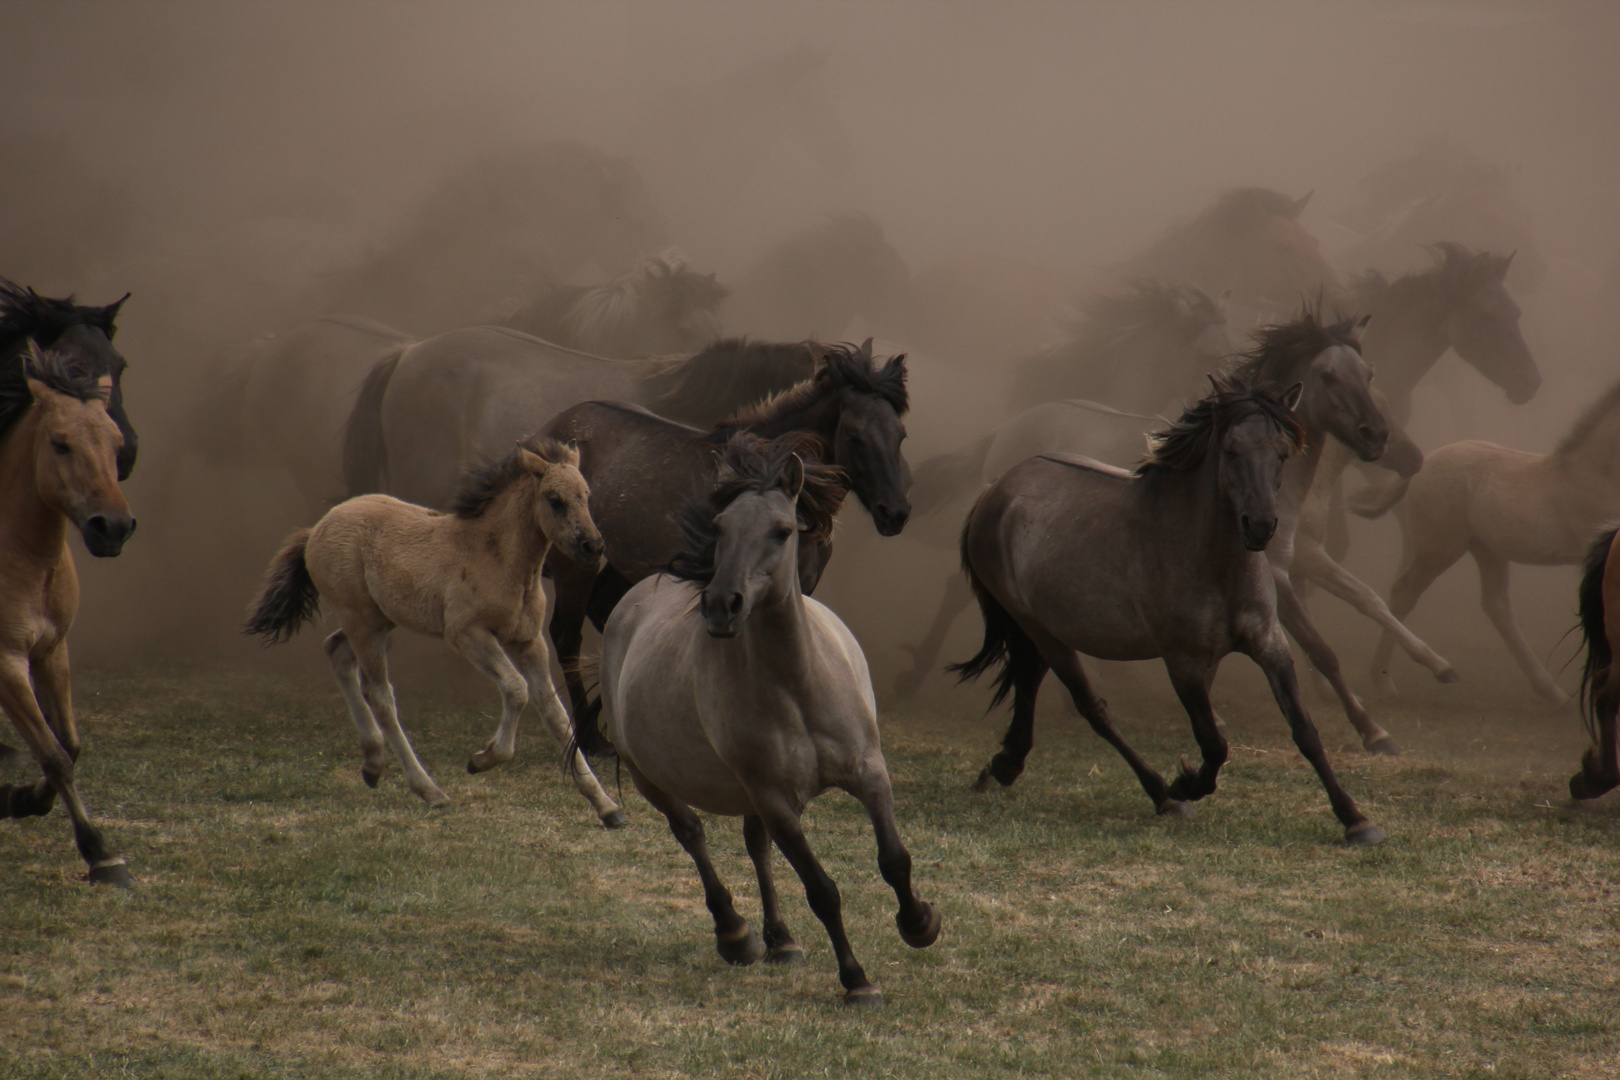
[
  {"x1": 564, "y1": 653, "x2": 617, "y2": 762},
  {"x1": 907, "y1": 434, "x2": 993, "y2": 517},
  {"x1": 341, "y1": 344, "x2": 408, "y2": 496},
  {"x1": 1577, "y1": 527, "x2": 1618, "y2": 742},
  {"x1": 244, "y1": 529, "x2": 320, "y2": 644},
  {"x1": 946, "y1": 507, "x2": 1044, "y2": 709},
  {"x1": 1347, "y1": 475, "x2": 1411, "y2": 519}
]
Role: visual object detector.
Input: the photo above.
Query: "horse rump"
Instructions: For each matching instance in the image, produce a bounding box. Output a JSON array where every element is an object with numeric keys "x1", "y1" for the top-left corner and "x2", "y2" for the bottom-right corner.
[
  {"x1": 1577, "y1": 527, "x2": 1619, "y2": 739},
  {"x1": 340, "y1": 347, "x2": 406, "y2": 496},
  {"x1": 946, "y1": 515, "x2": 1048, "y2": 709},
  {"x1": 244, "y1": 528, "x2": 320, "y2": 644}
]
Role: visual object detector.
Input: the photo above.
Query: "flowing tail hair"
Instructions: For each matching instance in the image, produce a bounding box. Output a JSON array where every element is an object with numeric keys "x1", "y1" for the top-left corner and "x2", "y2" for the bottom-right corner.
[
  {"x1": 945, "y1": 498, "x2": 1048, "y2": 708},
  {"x1": 341, "y1": 343, "x2": 410, "y2": 496},
  {"x1": 1347, "y1": 475, "x2": 1410, "y2": 519},
  {"x1": 243, "y1": 529, "x2": 320, "y2": 644},
  {"x1": 564, "y1": 652, "x2": 617, "y2": 762},
  {"x1": 1576, "y1": 527, "x2": 1618, "y2": 742}
]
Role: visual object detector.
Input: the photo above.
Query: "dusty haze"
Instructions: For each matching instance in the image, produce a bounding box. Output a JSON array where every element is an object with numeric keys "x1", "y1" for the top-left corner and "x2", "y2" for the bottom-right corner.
[{"x1": 4, "y1": 1, "x2": 1618, "y2": 713}]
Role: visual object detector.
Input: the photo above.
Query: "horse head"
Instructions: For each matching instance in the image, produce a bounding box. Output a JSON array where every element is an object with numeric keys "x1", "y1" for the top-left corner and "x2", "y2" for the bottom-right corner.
[
  {"x1": 824, "y1": 340, "x2": 911, "y2": 536},
  {"x1": 1432, "y1": 244, "x2": 1539, "y2": 405},
  {"x1": 1240, "y1": 306, "x2": 1386, "y2": 464},
  {"x1": 519, "y1": 437, "x2": 603, "y2": 568}
]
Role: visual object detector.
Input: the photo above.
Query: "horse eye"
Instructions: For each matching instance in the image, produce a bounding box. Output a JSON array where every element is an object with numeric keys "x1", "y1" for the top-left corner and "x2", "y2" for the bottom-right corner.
[
  {"x1": 51, "y1": 440, "x2": 71, "y2": 456},
  {"x1": 547, "y1": 494, "x2": 565, "y2": 510},
  {"x1": 771, "y1": 527, "x2": 793, "y2": 543}
]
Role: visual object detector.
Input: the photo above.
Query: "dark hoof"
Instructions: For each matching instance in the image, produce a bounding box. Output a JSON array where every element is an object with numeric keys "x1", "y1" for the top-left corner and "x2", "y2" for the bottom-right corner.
[
  {"x1": 843, "y1": 986, "x2": 884, "y2": 1008},
  {"x1": 1345, "y1": 823, "x2": 1386, "y2": 846},
  {"x1": 361, "y1": 768, "x2": 381, "y2": 789},
  {"x1": 88, "y1": 861, "x2": 132, "y2": 888},
  {"x1": 765, "y1": 945, "x2": 805, "y2": 966},
  {"x1": 1156, "y1": 799, "x2": 1194, "y2": 819},
  {"x1": 600, "y1": 809, "x2": 628, "y2": 829},
  {"x1": 716, "y1": 926, "x2": 765, "y2": 966},
  {"x1": 898, "y1": 902, "x2": 942, "y2": 949},
  {"x1": 1569, "y1": 772, "x2": 1618, "y2": 801},
  {"x1": 975, "y1": 755, "x2": 1022, "y2": 791},
  {"x1": 1365, "y1": 735, "x2": 1402, "y2": 757},
  {"x1": 466, "y1": 759, "x2": 481, "y2": 775}
]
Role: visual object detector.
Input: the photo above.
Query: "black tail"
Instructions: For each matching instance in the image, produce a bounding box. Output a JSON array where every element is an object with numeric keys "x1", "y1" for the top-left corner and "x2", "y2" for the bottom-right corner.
[
  {"x1": 341, "y1": 346, "x2": 406, "y2": 496},
  {"x1": 564, "y1": 653, "x2": 617, "y2": 762},
  {"x1": 1577, "y1": 527, "x2": 1618, "y2": 740},
  {"x1": 946, "y1": 508, "x2": 1046, "y2": 709},
  {"x1": 244, "y1": 529, "x2": 320, "y2": 644}
]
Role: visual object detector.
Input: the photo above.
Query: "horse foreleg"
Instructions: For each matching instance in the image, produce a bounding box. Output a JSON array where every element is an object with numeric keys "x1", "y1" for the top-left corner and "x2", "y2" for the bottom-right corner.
[
  {"x1": 1163, "y1": 657, "x2": 1230, "y2": 805},
  {"x1": 546, "y1": 556, "x2": 598, "y2": 721},
  {"x1": 631, "y1": 764, "x2": 761, "y2": 967},
  {"x1": 1372, "y1": 538, "x2": 1463, "y2": 699},
  {"x1": 1296, "y1": 540, "x2": 1457, "y2": 684},
  {"x1": 510, "y1": 641, "x2": 624, "y2": 828},
  {"x1": 324, "y1": 630, "x2": 388, "y2": 788},
  {"x1": 0, "y1": 654, "x2": 128, "y2": 885},
  {"x1": 456, "y1": 628, "x2": 530, "y2": 775},
  {"x1": 894, "y1": 572, "x2": 974, "y2": 699},
  {"x1": 849, "y1": 768, "x2": 941, "y2": 952},
  {"x1": 1273, "y1": 569, "x2": 1398, "y2": 755},
  {"x1": 743, "y1": 814, "x2": 803, "y2": 964},
  {"x1": 752, "y1": 791, "x2": 881, "y2": 1006},
  {"x1": 1039, "y1": 639, "x2": 1177, "y2": 814},
  {"x1": 348, "y1": 629, "x2": 447, "y2": 807},
  {"x1": 1474, "y1": 548, "x2": 1569, "y2": 706},
  {"x1": 1249, "y1": 631, "x2": 1383, "y2": 846},
  {"x1": 29, "y1": 648, "x2": 79, "y2": 762}
]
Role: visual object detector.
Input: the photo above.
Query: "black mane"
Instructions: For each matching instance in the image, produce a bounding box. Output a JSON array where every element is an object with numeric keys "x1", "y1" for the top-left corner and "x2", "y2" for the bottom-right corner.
[
  {"x1": 0, "y1": 277, "x2": 124, "y2": 356},
  {"x1": 668, "y1": 432, "x2": 849, "y2": 585},
  {"x1": 725, "y1": 341, "x2": 909, "y2": 428},
  {"x1": 1351, "y1": 242, "x2": 1515, "y2": 310},
  {"x1": 450, "y1": 435, "x2": 575, "y2": 519},
  {"x1": 0, "y1": 344, "x2": 109, "y2": 444},
  {"x1": 1230, "y1": 303, "x2": 1363, "y2": 384},
  {"x1": 1136, "y1": 373, "x2": 1304, "y2": 475},
  {"x1": 643, "y1": 337, "x2": 823, "y2": 429}
]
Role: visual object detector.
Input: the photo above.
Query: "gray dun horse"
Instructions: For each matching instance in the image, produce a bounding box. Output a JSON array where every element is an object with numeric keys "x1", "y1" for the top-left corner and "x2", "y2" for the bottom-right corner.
[
  {"x1": 1, "y1": 343, "x2": 137, "y2": 885},
  {"x1": 245, "y1": 437, "x2": 623, "y2": 825},
  {"x1": 580, "y1": 434, "x2": 941, "y2": 1005},
  {"x1": 952, "y1": 375, "x2": 1385, "y2": 845}
]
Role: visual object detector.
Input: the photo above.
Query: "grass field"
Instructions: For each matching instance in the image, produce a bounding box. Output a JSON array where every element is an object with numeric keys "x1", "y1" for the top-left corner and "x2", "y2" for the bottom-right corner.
[{"x1": 3, "y1": 662, "x2": 1619, "y2": 1079}]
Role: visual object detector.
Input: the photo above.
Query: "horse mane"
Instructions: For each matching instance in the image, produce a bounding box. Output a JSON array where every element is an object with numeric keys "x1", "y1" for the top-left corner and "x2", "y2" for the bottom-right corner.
[
  {"x1": 642, "y1": 337, "x2": 822, "y2": 423},
  {"x1": 1199, "y1": 187, "x2": 1311, "y2": 233},
  {"x1": 1554, "y1": 377, "x2": 1620, "y2": 459},
  {"x1": 450, "y1": 435, "x2": 578, "y2": 519},
  {"x1": 723, "y1": 342, "x2": 909, "y2": 427},
  {"x1": 1135, "y1": 373, "x2": 1305, "y2": 475},
  {"x1": 1230, "y1": 302, "x2": 1362, "y2": 384},
  {"x1": 1351, "y1": 242, "x2": 1514, "y2": 310},
  {"x1": 0, "y1": 343, "x2": 108, "y2": 444},
  {"x1": 1065, "y1": 279, "x2": 1223, "y2": 351},
  {"x1": 668, "y1": 432, "x2": 849, "y2": 585},
  {"x1": 559, "y1": 250, "x2": 726, "y2": 344},
  {"x1": 0, "y1": 277, "x2": 123, "y2": 352}
]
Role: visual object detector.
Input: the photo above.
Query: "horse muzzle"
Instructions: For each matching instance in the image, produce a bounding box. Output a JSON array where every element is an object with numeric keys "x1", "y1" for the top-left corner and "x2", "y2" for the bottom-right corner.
[
  {"x1": 1239, "y1": 514, "x2": 1276, "y2": 552},
  {"x1": 1504, "y1": 369, "x2": 1541, "y2": 405},
  {"x1": 871, "y1": 501, "x2": 910, "y2": 537},
  {"x1": 81, "y1": 513, "x2": 137, "y2": 558},
  {"x1": 700, "y1": 588, "x2": 745, "y2": 638}
]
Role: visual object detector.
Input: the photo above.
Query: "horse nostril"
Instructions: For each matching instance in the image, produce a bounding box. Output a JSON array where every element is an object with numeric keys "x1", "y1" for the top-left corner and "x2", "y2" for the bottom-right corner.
[{"x1": 726, "y1": 592, "x2": 744, "y2": 616}]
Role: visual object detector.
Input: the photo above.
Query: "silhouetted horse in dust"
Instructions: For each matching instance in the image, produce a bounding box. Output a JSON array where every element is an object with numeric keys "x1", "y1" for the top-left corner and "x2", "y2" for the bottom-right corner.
[
  {"x1": 582, "y1": 434, "x2": 940, "y2": 1005},
  {"x1": 953, "y1": 375, "x2": 1384, "y2": 845},
  {"x1": 539, "y1": 341, "x2": 912, "y2": 725}
]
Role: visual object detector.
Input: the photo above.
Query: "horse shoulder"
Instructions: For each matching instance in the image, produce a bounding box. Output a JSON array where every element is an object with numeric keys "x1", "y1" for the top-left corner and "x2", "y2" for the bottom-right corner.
[{"x1": 803, "y1": 598, "x2": 878, "y2": 718}]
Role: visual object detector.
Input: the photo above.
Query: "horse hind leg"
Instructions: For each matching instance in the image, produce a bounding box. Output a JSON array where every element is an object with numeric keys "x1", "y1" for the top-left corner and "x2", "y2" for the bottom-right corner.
[
  {"x1": 324, "y1": 630, "x2": 388, "y2": 788},
  {"x1": 849, "y1": 770, "x2": 941, "y2": 952},
  {"x1": 1040, "y1": 641, "x2": 1179, "y2": 815},
  {"x1": 1475, "y1": 549, "x2": 1569, "y2": 706},
  {"x1": 894, "y1": 572, "x2": 975, "y2": 699},
  {"x1": 971, "y1": 624, "x2": 1050, "y2": 792},
  {"x1": 743, "y1": 814, "x2": 804, "y2": 964},
  {"x1": 509, "y1": 641, "x2": 624, "y2": 827}
]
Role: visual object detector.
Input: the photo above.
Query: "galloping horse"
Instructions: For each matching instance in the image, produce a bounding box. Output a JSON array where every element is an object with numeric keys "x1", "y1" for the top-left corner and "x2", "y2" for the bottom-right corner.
[
  {"x1": 1, "y1": 344, "x2": 138, "y2": 885},
  {"x1": 0, "y1": 278, "x2": 137, "y2": 480},
  {"x1": 245, "y1": 437, "x2": 623, "y2": 824},
  {"x1": 953, "y1": 375, "x2": 1384, "y2": 845},
  {"x1": 1353, "y1": 379, "x2": 1620, "y2": 705},
  {"x1": 540, "y1": 340, "x2": 911, "y2": 723},
  {"x1": 584, "y1": 434, "x2": 941, "y2": 1005},
  {"x1": 1569, "y1": 527, "x2": 1620, "y2": 801}
]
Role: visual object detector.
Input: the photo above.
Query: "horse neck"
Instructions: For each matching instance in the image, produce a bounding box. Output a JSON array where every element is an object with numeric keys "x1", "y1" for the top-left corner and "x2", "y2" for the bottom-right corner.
[
  {"x1": 1361, "y1": 279, "x2": 1452, "y2": 403},
  {"x1": 744, "y1": 387, "x2": 839, "y2": 446},
  {"x1": 0, "y1": 411, "x2": 69, "y2": 568},
  {"x1": 464, "y1": 482, "x2": 551, "y2": 580},
  {"x1": 724, "y1": 544, "x2": 815, "y2": 677},
  {"x1": 1138, "y1": 456, "x2": 1250, "y2": 568},
  {"x1": 1556, "y1": 404, "x2": 1620, "y2": 486}
]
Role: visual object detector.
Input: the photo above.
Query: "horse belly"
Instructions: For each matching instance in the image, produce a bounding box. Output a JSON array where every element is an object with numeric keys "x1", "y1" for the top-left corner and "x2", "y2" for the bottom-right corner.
[{"x1": 613, "y1": 685, "x2": 756, "y2": 817}]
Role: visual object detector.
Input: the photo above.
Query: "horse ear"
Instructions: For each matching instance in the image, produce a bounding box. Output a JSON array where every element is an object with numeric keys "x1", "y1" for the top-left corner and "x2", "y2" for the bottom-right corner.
[
  {"x1": 517, "y1": 443, "x2": 550, "y2": 475},
  {"x1": 1498, "y1": 251, "x2": 1516, "y2": 279},
  {"x1": 858, "y1": 337, "x2": 874, "y2": 359},
  {"x1": 779, "y1": 454, "x2": 805, "y2": 501},
  {"x1": 1281, "y1": 382, "x2": 1305, "y2": 411},
  {"x1": 1288, "y1": 190, "x2": 1314, "y2": 219}
]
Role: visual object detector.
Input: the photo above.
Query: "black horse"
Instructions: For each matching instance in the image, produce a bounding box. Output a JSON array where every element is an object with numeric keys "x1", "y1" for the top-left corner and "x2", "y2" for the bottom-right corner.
[
  {"x1": 0, "y1": 279, "x2": 137, "y2": 480},
  {"x1": 531, "y1": 341, "x2": 911, "y2": 732}
]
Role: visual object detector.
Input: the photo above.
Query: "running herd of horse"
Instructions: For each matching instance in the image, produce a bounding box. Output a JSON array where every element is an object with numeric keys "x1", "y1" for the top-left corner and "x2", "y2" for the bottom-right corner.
[{"x1": 6, "y1": 181, "x2": 1620, "y2": 1005}]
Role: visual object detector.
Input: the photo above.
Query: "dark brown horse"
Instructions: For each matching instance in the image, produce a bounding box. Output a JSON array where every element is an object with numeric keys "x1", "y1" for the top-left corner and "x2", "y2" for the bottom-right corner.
[
  {"x1": 540, "y1": 341, "x2": 910, "y2": 722},
  {"x1": 1571, "y1": 527, "x2": 1620, "y2": 801},
  {"x1": 952, "y1": 376, "x2": 1384, "y2": 845}
]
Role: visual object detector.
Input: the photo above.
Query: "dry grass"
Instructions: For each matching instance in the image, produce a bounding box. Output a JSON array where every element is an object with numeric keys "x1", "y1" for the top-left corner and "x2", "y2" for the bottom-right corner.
[{"x1": 3, "y1": 663, "x2": 1620, "y2": 1078}]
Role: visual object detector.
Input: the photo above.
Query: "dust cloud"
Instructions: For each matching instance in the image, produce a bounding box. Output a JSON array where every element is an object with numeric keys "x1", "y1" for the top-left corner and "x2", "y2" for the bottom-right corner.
[{"x1": 4, "y1": 2, "x2": 1618, "y2": 720}]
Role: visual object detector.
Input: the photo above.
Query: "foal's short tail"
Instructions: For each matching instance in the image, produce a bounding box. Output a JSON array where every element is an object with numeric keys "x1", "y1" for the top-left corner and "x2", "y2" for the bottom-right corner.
[
  {"x1": 1347, "y1": 475, "x2": 1411, "y2": 519},
  {"x1": 946, "y1": 512, "x2": 1045, "y2": 709},
  {"x1": 564, "y1": 653, "x2": 618, "y2": 762},
  {"x1": 1577, "y1": 527, "x2": 1618, "y2": 741},
  {"x1": 244, "y1": 529, "x2": 320, "y2": 645}
]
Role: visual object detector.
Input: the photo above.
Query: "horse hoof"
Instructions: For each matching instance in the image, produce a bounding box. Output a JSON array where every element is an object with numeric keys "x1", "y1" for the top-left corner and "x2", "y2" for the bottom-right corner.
[
  {"x1": 843, "y1": 986, "x2": 885, "y2": 1008},
  {"x1": 717, "y1": 926, "x2": 765, "y2": 966},
  {"x1": 1345, "y1": 823, "x2": 1386, "y2": 846},
  {"x1": 1435, "y1": 666, "x2": 1459, "y2": 685},
  {"x1": 898, "y1": 902, "x2": 942, "y2": 949},
  {"x1": 1569, "y1": 773, "x2": 1617, "y2": 801},
  {"x1": 599, "y1": 810, "x2": 628, "y2": 829},
  {"x1": 1365, "y1": 735, "x2": 1401, "y2": 757},
  {"x1": 766, "y1": 945, "x2": 805, "y2": 966},
  {"x1": 361, "y1": 768, "x2": 382, "y2": 789},
  {"x1": 418, "y1": 789, "x2": 451, "y2": 809},
  {"x1": 88, "y1": 861, "x2": 131, "y2": 888},
  {"x1": 1156, "y1": 799, "x2": 1194, "y2": 819},
  {"x1": 971, "y1": 768, "x2": 994, "y2": 794}
]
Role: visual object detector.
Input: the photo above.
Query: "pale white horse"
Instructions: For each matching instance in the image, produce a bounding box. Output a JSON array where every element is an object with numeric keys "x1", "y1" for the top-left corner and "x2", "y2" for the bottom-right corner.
[
  {"x1": 585, "y1": 435, "x2": 941, "y2": 1006},
  {"x1": 1353, "y1": 380, "x2": 1620, "y2": 704},
  {"x1": 246, "y1": 437, "x2": 623, "y2": 824}
]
